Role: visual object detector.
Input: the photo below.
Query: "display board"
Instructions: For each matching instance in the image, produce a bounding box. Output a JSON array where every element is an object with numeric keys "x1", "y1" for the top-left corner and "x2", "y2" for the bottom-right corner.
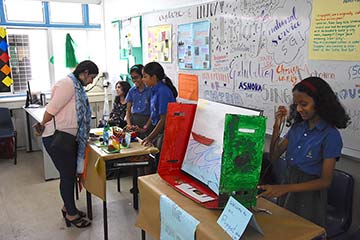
[{"x1": 142, "y1": 0, "x2": 360, "y2": 159}]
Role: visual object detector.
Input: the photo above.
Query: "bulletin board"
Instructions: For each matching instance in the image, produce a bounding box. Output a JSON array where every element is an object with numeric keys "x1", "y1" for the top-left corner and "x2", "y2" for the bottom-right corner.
[{"x1": 142, "y1": 0, "x2": 360, "y2": 159}]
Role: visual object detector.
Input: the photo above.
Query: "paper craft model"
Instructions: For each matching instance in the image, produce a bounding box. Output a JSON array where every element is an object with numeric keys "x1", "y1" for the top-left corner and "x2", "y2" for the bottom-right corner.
[{"x1": 158, "y1": 99, "x2": 266, "y2": 208}]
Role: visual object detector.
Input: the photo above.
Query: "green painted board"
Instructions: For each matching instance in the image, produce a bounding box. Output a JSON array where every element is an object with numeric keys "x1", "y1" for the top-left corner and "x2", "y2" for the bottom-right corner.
[{"x1": 219, "y1": 114, "x2": 267, "y2": 208}]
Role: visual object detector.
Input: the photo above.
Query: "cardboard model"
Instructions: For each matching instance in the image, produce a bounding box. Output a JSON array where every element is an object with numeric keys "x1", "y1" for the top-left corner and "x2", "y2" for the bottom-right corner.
[{"x1": 158, "y1": 99, "x2": 266, "y2": 208}]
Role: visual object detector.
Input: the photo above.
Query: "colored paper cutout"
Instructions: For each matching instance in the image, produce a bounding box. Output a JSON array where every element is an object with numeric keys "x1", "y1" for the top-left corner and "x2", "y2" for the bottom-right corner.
[
  {"x1": 0, "y1": 28, "x2": 6, "y2": 38},
  {"x1": 0, "y1": 52, "x2": 9, "y2": 63},
  {"x1": 178, "y1": 73, "x2": 198, "y2": 101},
  {"x1": 1, "y1": 64, "x2": 10, "y2": 75},
  {"x1": 2, "y1": 76, "x2": 13, "y2": 87},
  {"x1": 0, "y1": 41, "x2": 8, "y2": 52}
]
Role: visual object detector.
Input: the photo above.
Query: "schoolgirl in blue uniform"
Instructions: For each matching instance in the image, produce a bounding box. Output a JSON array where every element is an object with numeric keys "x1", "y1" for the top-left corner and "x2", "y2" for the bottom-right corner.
[
  {"x1": 141, "y1": 62, "x2": 177, "y2": 150},
  {"x1": 125, "y1": 64, "x2": 152, "y2": 139},
  {"x1": 258, "y1": 76, "x2": 350, "y2": 227}
]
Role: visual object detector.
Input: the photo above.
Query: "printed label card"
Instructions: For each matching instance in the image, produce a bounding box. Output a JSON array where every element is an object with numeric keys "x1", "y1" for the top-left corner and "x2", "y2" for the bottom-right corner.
[{"x1": 217, "y1": 196, "x2": 263, "y2": 239}]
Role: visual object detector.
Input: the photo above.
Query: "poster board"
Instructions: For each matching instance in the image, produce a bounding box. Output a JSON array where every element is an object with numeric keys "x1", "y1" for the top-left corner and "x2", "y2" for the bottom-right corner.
[{"x1": 142, "y1": 0, "x2": 360, "y2": 159}]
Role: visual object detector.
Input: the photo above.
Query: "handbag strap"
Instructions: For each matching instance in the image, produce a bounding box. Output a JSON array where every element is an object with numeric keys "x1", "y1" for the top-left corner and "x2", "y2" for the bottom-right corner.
[{"x1": 53, "y1": 116, "x2": 57, "y2": 130}]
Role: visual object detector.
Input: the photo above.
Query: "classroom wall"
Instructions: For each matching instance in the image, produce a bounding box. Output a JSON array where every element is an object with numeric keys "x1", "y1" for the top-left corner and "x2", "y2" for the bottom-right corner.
[{"x1": 103, "y1": 0, "x2": 360, "y2": 234}]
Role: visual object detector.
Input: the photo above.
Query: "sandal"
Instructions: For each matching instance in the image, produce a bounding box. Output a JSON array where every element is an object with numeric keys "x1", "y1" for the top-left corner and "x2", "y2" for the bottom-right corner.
[
  {"x1": 64, "y1": 216, "x2": 91, "y2": 228},
  {"x1": 61, "y1": 209, "x2": 86, "y2": 218}
]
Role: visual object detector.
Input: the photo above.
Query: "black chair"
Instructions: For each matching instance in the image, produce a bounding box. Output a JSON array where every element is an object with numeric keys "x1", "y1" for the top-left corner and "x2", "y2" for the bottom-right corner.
[
  {"x1": 326, "y1": 169, "x2": 354, "y2": 239},
  {"x1": 0, "y1": 107, "x2": 17, "y2": 164}
]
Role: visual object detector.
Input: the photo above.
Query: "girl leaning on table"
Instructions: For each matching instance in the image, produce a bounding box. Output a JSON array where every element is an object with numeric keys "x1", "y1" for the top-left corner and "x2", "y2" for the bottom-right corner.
[
  {"x1": 257, "y1": 76, "x2": 350, "y2": 227},
  {"x1": 141, "y1": 62, "x2": 177, "y2": 154},
  {"x1": 33, "y1": 60, "x2": 99, "y2": 228}
]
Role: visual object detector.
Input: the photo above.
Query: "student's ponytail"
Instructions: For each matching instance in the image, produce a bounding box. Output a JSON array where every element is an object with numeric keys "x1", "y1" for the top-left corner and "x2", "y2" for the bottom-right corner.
[
  {"x1": 144, "y1": 62, "x2": 178, "y2": 98},
  {"x1": 163, "y1": 76, "x2": 178, "y2": 98}
]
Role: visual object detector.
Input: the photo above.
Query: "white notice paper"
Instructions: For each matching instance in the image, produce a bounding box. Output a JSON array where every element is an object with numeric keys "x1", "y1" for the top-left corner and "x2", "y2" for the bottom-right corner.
[
  {"x1": 217, "y1": 196, "x2": 263, "y2": 240},
  {"x1": 160, "y1": 195, "x2": 200, "y2": 240}
]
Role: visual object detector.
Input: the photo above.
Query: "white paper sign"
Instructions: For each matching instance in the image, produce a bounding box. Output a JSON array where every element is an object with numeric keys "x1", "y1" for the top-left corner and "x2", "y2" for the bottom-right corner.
[
  {"x1": 217, "y1": 197, "x2": 263, "y2": 240},
  {"x1": 160, "y1": 195, "x2": 200, "y2": 240}
]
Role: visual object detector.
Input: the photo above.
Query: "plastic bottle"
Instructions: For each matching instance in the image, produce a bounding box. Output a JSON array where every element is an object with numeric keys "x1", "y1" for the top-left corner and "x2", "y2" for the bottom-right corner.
[{"x1": 103, "y1": 124, "x2": 110, "y2": 145}]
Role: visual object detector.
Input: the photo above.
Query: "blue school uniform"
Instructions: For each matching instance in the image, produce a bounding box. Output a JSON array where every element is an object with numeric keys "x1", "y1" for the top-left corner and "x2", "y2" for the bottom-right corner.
[
  {"x1": 285, "y1": 120, "x2": 343, "y2": 176},
  {"x1": 150, "y1": 81, "x2": 176, "y2": 126},
  {"x1": 280, "y1": 119, "x2": 343, "y2": 227},
  {"x1": 125, "y1": 86, "x2": 151, "y2": 115}
]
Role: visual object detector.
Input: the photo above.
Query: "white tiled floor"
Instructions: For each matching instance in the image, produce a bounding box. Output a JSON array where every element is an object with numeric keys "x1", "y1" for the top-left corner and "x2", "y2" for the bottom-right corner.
[{"x1": 0, "y1": 150, "x2": 154, "y2": 240}]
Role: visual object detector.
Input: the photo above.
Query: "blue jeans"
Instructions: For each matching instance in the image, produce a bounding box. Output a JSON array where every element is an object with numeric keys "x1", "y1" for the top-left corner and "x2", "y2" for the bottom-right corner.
[{"x1": 43, "y1": 135, "x2": 78, "y2": 215}]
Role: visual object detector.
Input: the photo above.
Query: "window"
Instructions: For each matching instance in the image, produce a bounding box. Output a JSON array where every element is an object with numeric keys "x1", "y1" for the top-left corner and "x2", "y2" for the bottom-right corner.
[
  {"x1": 7, "y1": 29, "x2": 50, "y2": 93},
  {"x1": 89, "y1": 4, "x2": 102, "y2": 25},
  {"x1": 4, "y1": 0, "x2": 44, "y2": 23},
  {"x1": 49, "y1": 2, "x2": 83, "y2": 24}
]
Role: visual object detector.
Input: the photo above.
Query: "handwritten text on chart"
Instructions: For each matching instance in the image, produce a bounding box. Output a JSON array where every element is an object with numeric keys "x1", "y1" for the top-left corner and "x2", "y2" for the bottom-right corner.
[
  {"x1": 261, "y1": 86, "x2": 293, "y2": 104},
  {"x1": 204, "y1": 90, "x2": 244, "y2": 105},
  {"x1": 158, "y1": 10, "x2": 186, "y2": 22},
  {"x1": 346, "y1": 110, "x2": 360, "y2": 132},
  {"x1": 312, "y1": 10, "x2": 360, "y2": 53},
  {"x1": 229, "y1": 59, "x2": 275, "y2": 82},
  {"x1": 266, "y1": 0, "x2": 311, "y2": 64},
  {"x1": 336, "y1": 88, "x2": 360, "y2": 100},
  {"x1": 349, "y1": 64, "x2": 360, "y2": 81},
  {"x1": 202, "y1": 72, "x2": 230, "y2": 84},
  {"x1": 197, "y1": 1, "x2": 224, "y2": 19}
]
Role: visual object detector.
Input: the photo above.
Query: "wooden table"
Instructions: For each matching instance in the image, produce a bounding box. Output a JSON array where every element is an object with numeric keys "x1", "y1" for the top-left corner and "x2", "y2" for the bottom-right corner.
[
  {"x1": 136, "y1": 174, "x2": 326, "y2": 240},
  {"x1": 83, "y1": 141, "x2": 158, "y2": 240}
]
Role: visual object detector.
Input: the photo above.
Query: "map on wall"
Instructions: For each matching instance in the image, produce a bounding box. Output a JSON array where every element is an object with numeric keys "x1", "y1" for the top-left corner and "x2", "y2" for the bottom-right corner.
[
  {"x1": 148, "y1": 24, "x2": 172, "y2": 62},
  {"x1": 178, "y1": 21, "x2": 211, "y2": 70}
]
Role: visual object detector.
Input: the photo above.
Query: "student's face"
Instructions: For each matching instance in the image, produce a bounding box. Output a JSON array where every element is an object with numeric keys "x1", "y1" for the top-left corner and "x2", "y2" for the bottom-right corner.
[
  {"x1": 142, "y1": 71, "x2": 157, "y2": 87},
  {"x1": 80, "y1": 71, "x2": 97, "y2": 86},
  {"x1": 116, "y1": 83, "x2": 124, "y2": 96},
  {"x1": 130, "y1": 72, "x2": 143, "y2": 88},
  {"x1": 293, "y1": 90, "x2": 317, "y2": 121}
]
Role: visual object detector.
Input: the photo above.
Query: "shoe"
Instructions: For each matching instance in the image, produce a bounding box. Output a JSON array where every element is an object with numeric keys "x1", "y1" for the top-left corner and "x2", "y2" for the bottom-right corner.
[
  {"x1": 61, "y1": 209, "x2": 86, "y2": 218},
  {"x1": 64, "y1": 216, "x2": 91, "y2": 228}
]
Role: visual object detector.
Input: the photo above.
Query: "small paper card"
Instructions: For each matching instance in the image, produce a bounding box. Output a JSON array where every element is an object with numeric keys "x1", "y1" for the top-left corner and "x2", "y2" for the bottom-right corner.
[
  {"x1": 217, "y1": 196, "x2": 263, "y2": 239},
  {"x1": 175, "y1": 183, "x2": 215, "y2": 203},
  {"x1": 160, "y1": 195, "x2": 200, "y2": 240}
]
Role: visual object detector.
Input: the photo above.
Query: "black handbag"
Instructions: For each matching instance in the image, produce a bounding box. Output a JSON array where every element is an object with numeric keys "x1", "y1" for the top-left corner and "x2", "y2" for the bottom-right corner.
[{"x1": 50, "y1": 117, "x2": 77, "y2": 153}]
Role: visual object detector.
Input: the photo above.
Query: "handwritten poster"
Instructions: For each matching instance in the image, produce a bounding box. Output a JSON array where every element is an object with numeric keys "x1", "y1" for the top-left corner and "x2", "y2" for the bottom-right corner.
[
  {"x1": 178, "y1": 73, "x2": 199, "y2": 101},
  {"x1": 148, "y1": 24, "x2": 172, "y2": 62},
  {"x1": 178, "y1": 21, "x2": 210, "y2": 69},
  {"x1": 160, "y1": 195, "x2": 200, "y2": 240},
  {"x1": 217, "y1": 196, "x2": 263, "y2": 240},
  {"x1": 309, "y1": 0, "x2": 360, "y2": 60}
]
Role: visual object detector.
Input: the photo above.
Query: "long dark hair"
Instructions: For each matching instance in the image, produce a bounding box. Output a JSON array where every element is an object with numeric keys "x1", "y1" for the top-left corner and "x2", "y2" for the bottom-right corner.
[
  {"x1": 73, "y1": 60, "x2": 99, "y2": 79},
  {"x1": 129, "y1": 64, "x2": 144, "y2": 77},
  {"x1": 144, "y1": 62, "x2": 178, "y2": 98},
  {"x1": 114, "y1": 81, "x2": 131, "y2": 104},
  {"x1": 287, "y1": 76, "x2": 350, "y2": 129}
]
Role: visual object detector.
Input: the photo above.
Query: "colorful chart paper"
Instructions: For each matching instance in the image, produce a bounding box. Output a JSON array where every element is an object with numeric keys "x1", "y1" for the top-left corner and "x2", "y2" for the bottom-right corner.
[
  {"x1": 178, "y1": 73, "x2": 199, "y2": 101},
  {"x1": 178, "y1": 21, "x2": 210, "y2": 69},
  {"x1": 148, "y1": 24, "x2": 172, "y2": 62},
  {"x1": 309, "y1": 0, "x2": 360, "y2": 60}
]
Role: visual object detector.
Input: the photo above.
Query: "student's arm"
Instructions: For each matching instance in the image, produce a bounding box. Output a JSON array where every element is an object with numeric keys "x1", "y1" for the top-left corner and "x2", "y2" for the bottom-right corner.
[
  {"x1": 257, "y1": 158, "x2": 336, "y2": 198},
  {"x1": 270, "y1": 106, "x2": 288, "y2": 162},
  {"x1": 142, "y1": 114, "x2": 165, "y2": 146},
  {"x1": 125, "y1": 102, "x2": 133, "y2": 127}
]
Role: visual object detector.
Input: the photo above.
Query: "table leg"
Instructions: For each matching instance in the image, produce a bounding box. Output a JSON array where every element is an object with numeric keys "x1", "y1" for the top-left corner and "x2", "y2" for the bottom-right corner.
[
  {"x1": 141, "y1": 229, "x2": 146, "y2": 240},
  {"x1": 25, "y1": 111, "x2": 33, "y2": 152},
  {"x1": 132, "y1": 166, "x2": 139, "y2": 210},
  {"x1": 103, "y1": 200, "x2": 108, "y2": 240},
  {"x1": 86, "y1": 191, "x2": 93, "y2": 220}
]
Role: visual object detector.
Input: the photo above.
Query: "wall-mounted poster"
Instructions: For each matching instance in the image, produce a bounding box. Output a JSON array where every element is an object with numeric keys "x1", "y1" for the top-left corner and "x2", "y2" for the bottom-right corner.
[
  {"x1": 178, "y1": 21, "x2": 210, "y2": 70},
  {"x1": 148, "y1": 24, "x2": 172, "y2": 62},
  {"x1": 0, "y1": 27, "x2": 12, "y2": 93}
]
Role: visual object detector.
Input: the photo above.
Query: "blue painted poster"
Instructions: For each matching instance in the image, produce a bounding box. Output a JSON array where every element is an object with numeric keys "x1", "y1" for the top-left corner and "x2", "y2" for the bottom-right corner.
[{"x1": 178, "y1": 21, "x2": 210, "y2": 70}]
